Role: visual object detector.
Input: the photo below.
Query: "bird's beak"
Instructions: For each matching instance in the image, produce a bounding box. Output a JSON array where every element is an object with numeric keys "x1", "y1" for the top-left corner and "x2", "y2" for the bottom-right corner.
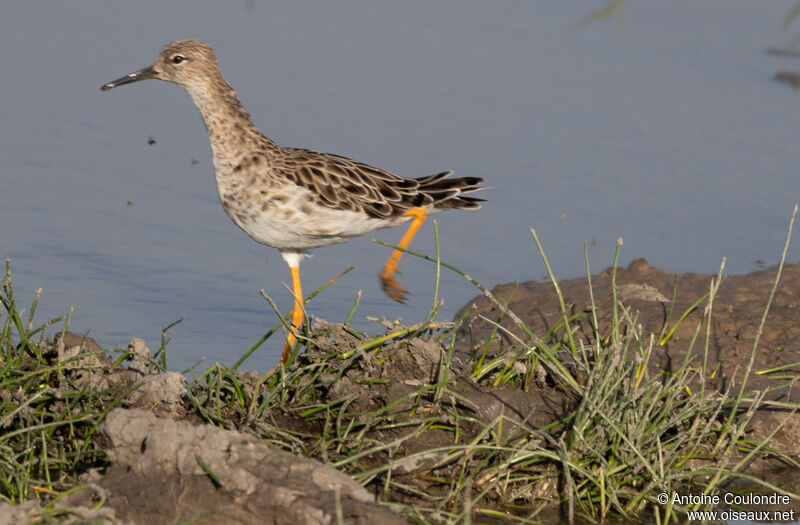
[{"x1": 100, "y1": 65, "x2": 158, "y2": 91}]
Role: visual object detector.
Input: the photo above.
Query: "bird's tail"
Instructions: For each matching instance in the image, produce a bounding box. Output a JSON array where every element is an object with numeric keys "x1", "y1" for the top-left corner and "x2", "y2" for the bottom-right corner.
[{"x1": 416, "y1": 171, "x2": 485, "y2": 211}]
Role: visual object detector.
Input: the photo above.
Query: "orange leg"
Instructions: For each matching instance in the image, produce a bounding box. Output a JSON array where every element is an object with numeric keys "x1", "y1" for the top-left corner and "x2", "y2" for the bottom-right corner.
[
  {"x1": 280, "y1": 264, "x2": 304, "y2": 364},
  {"x1": 379, "y1": 207, "x2": 427, "y2": 303}
]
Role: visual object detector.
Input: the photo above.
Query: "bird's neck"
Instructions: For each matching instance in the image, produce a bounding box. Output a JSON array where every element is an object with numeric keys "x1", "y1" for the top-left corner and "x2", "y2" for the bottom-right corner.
[{"x1": 184, "y1": 76, "x2": 277, "y2": 169}]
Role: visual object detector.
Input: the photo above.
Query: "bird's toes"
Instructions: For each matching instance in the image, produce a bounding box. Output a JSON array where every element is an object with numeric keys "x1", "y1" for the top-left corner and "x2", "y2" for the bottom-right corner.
[{"x1": 379, "y1": 273, "x2": 408, "y2": 304}]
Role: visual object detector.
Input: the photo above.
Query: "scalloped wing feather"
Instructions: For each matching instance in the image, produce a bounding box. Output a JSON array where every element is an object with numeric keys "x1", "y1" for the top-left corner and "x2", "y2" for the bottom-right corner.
[{"x1": 272, "y1": 147, "x2": 484, "y2": 219}]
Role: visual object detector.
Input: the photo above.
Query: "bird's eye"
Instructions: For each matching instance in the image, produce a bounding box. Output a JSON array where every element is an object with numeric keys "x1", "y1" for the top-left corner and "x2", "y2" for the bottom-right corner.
[{"x1": 171, "y1": 55, "x2": 185, "y2": 64}]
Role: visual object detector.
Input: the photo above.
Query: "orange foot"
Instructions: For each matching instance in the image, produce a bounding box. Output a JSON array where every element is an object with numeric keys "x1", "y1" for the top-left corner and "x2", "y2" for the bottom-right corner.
[
  {"x1": 378, "y1": 207, "x2": 427, "y2": 304},
  {"x1": 379, "y1": 270, "x2": 407, "y2": 303}
]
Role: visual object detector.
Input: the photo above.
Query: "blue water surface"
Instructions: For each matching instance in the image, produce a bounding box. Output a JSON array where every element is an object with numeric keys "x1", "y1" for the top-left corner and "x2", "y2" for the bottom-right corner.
[{"x1": 1, "y1": 1, "x2": 798, "y2": 372}]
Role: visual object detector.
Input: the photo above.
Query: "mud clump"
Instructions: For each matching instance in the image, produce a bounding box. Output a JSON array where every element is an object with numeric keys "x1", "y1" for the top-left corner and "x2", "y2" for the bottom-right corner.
[{"x1": 90, "y1": 408, "x2": 403, "y2": 525}]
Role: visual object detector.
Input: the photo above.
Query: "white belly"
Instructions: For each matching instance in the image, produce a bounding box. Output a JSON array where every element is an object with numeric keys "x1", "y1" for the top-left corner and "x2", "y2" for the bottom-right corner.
[{"x1": 219, "y1": 186, "x2": 406, "y2": 251}]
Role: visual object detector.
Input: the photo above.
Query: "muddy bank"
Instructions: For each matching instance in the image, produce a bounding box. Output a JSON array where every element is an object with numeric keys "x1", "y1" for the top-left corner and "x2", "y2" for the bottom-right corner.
[
  {"x1": 457, "y1": 258, "x2": 800, "y2": 379},
  {"x1": 454, "y1": 258, "x2": 800, "y2": 446},
  {"x1": 3, "y1": 260, "x2": 800, "y2": 523},
  {"x1": 0, "y1": 332, "x2": 405, "y2": 525}
]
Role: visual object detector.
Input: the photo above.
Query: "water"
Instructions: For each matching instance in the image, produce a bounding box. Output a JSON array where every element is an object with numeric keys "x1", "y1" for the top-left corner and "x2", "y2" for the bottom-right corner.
[{"x1": 1, "y1": 1, "x2": 799, "y2": 373}]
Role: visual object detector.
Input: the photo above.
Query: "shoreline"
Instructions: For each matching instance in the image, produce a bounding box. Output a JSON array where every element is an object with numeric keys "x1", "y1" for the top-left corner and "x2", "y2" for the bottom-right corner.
[{"x1": 2, "y1": 259, "x2": 800, "y2": 523}]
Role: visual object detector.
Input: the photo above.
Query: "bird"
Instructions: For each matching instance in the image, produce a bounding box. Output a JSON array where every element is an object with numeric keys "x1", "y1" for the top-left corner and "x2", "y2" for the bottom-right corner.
[{"x1": 101, "y1": 40, "x2": 484, "y2": 364}]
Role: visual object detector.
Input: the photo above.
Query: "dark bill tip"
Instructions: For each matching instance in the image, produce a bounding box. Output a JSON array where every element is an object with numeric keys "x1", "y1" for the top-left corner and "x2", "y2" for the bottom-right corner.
[{"x1": 100, "y1": 65, "x2": 158, "y2": 91}]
